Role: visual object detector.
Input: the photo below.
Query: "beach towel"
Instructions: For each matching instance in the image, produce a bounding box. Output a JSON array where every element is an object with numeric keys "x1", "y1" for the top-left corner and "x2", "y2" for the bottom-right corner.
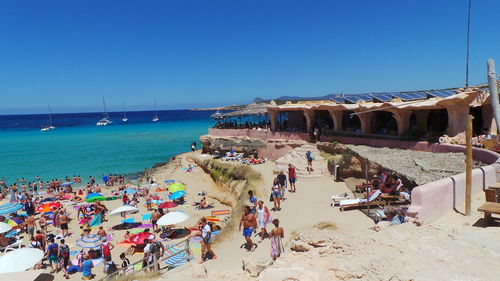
[
  {"x1": 89, "y1": 214, "x2": 102, "y2": 227},
  {"x1": 141, "y1": 214, "x2": 152, "y2": 221},
  {"x1": 205, "y1": 216, "x2": 221, "y2": 223},
  {"x1": 211, "y1": 210, "x2": 230, "y2": 216},
  {"x1": 121, "y1": 218, "x2": 135, "y2": 224},
  {"x1": 164, "y1": 243, "x2": 190, "y2": 268},
  {"x1": 79, "y1": 218, "x2": 91, "y2": 225},
  {"x1": 138, "y1": 223, "x2": 153, "y2": 229}
]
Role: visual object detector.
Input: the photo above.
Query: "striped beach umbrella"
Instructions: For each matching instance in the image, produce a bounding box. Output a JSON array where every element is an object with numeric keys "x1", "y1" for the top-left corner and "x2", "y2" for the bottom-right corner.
[
  {"x1": 122, "y1": 188, "x2": 137, "y2": 195},
  {"x1": 77, "y1": 234, "x2": 103, "y2": 249},
  {"x1": 0, "y1": 222, "x2": 12, "y2": 234},
  {"x1": 0, "y1": 203, "x2": 22, "y2": 215},
  {"x1": 168, "y1": 183, "x2": 186, "y2": 193},
  {"x1": 61, "y1": 182, "x2": 74, "y2": 187}
]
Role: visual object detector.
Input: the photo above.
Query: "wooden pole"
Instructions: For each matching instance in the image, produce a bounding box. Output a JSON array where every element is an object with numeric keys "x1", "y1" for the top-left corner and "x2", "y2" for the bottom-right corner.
[{"x1": 465, "y1": 115, "x2": 473, "y2": 216}]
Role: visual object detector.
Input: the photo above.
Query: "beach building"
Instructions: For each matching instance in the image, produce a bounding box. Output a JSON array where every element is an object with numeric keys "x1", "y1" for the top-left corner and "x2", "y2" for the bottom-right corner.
[{"x1": 213, "y1": 84, "x2": 499, "y2": 145}]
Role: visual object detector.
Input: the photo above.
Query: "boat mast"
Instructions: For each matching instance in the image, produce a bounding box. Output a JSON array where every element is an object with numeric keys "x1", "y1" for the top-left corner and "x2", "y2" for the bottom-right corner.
[
  {"x1": 103, "y1": 97, "x2": 109, "y2": 119},
  {"x1": 123, "y1": 101, "x2": 126, "y2": 119},
  {"x1": 48, "y1": 104, "x2": 53, "y2": 125}
]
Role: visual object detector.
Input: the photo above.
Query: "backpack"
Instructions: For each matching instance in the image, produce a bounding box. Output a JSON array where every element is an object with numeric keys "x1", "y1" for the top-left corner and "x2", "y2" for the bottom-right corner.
[
  {"x1": 60, "y1": 244, "x2": 70, "y2": 259},
  {"x1": 106, "y1": 261, "x2": 118, "y2": 274},
  {"x1": 50, "y1": 243, "x2": 59, "y2": 256},
  {"x1": 150, "y1": 242, "x2": 162, "y2": 258},
  {"x1": 102, "y1": 242, "x2": 111, "y2": 257}
]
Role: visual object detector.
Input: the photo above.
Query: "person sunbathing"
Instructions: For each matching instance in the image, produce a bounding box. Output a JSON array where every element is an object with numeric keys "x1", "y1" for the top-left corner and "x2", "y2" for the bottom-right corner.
[
  {"x1": 71, "y1": 193, "x2": 83, "y2": 202},
  {"x1": 355, "y1": 175, "x2": 381, "y2": 193},
  {"x1": 195, "y1": 197, "x2": 214, "y2": 209}
]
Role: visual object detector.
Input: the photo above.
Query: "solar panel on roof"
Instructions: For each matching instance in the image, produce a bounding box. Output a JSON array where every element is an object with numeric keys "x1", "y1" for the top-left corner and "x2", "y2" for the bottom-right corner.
[
  {"x1": 371, "y1": 93, "x2": 393, "y2": 102},
  {"x1": 356, "y1": 94, "x2": 374, "y2": 102},
  {"x1": 343, "y1": 95, "x2": 360, "y2": 103},
  {"x1": 392, "y1": 92, "x2": 427, "y2": 101},
  {"x1": 427, "y1": 90, "x2": 456, "y2": 98},
  {"x1": 330, "y1": 97, "x2": 345, "y2": 103}
]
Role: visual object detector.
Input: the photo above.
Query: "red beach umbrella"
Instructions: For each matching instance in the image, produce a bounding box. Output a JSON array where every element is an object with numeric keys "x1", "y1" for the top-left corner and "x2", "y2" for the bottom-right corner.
[
  {"x1": 36, "y1": 202, "x2": 61, "y2": 213},
  {"x1": 158, "y1": 202, "x2": 177, "y2": 209},
  {"x1": 129, "y1": 232, "x2": 155, "y2": 245}
]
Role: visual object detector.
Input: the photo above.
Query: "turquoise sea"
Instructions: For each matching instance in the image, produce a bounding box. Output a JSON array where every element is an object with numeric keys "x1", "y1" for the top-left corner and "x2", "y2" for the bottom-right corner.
[{"x1": 0, "y1": 110, "x2": 214, "y2": 184}]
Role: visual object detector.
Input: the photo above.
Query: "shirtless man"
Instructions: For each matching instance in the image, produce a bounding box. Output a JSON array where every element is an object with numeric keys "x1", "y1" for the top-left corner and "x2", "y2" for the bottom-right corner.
[
  {"x1": 151, "y1": 209, "x2": 161, "y2": 232},
  {"x1": 145, "y1": 191, "x2": 152, "y2": 211},
  {"x1": 38, "y1": 215, "x2": 48, "y2": 234},
  {"x1": 239, "y1": 206, "x2": 257, "y2": 251},
  {"x1": 59, "y1": 212, "x2": 70, "y2": 237},
  {"x1": 25, "y1": 215, "x2": 36, "y2": 239}
]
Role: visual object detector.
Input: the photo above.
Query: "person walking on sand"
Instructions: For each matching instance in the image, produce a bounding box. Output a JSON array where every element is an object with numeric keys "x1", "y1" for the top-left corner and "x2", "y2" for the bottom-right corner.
[
  {"x1": 305, "y1": 150, "x2": 314, "y2": 174},
  {"x1": 151, "y1": 209, "x2": 161, "y2": 233},
  {"x1": 271, "y1": 178, "x2": 281, "y2": 211},
  {"x1": 200, "y1": 217, "x2": 217, "y2": 263},
  {"x1": 239, "y1": 206, "x2": 257, "y2": 251},
  {"x1": 145, "y1": 191, "x2": 152, "y2": 211},
  {"x1": 277, "y1": 170, "x2": 287, "y2": 200},
  {"x1": 256, "y1": 200, "x2": 271, "y2": 240},
  {"x1": 247, "y1": 190, "x2": 258, "y2": 214},
  {"x1": 59, "y1": 211, "x2": 70, "y2": 237},
  {"x1": 269, "y1": 219, "x2": 284, "y2": 261},
  {"x1": 288, "y1": 164, "x2": 297, "y2": 193},
  {"x1": 59, "y1": 239, "x2": 71, "y2": 279},
  {"x1": 25, "y1": 214, "x2": 36, "y2": 240}
]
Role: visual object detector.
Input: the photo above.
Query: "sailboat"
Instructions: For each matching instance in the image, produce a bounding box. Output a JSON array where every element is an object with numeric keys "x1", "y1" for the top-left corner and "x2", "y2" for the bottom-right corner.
[
  {"x1": 97, "y1": 97, "x2": 113, "y2": 126},
  {"x1": 152, "y1": 99, "x2": 159, "y2": 122},
  {"x1": 122, "y1": 101, "x2": 128, "y2": 122},
  {"x1": 41, "y1": 104, "x2": 56, "y2": 131}
]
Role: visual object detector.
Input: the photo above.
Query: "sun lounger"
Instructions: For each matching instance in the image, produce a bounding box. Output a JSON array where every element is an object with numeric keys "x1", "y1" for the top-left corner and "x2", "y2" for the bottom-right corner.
[
  {"x1": 0, "y1": 239, "x2": 23, "y2": 253},
  {"x1": 477, "y1": 202, "x2": 500, "y2": 225},
  {"x1": 339, "y1": 190, "x2": 385, "y2": 211}
]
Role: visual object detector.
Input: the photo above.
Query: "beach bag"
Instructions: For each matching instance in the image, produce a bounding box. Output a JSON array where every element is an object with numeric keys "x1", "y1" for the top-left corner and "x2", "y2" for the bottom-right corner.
[
  {"x1": 102, "y1": 242, "x2": 111, "y2": 257},
  {"x1": 150, "y1": 241, "x2": 162, "y2": 258},
  {"x1": 269, "y1": 193, "x2": 274, "y2": 202},
  {"x1": 106, "y1": 261, "x2": 118, "y2": 274}
]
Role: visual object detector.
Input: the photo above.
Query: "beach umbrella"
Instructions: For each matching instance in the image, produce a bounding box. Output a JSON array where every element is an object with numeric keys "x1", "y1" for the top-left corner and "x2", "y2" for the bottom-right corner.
[
  {"x1": 85, "y1": 196, "x2": 106, "y2": 202},
  {"x1": 108, "y1": 205, "x2": 139, "y2": 216},
  {"x1": 85, "y1": 193, "x2": 103, "y2": 199},
  {"x1": 61, "y1": 182, "x2": 74, "y2": 187},
  {"x1": 0, "y1": 222, "x2": 12, "y2": 234},
  {"x1": 158, "y1": 202, "x2": 177, "y2": 209},
  {"x1": 0, "y1": 203, "x2": 22, "y2": 215},
  {"x1": 168, "y1": 183, "x2": 186, "y2": 193},
  {"x1": 122, "y1": 188, "x2": 137, "y2": 195},
  {"x1": 164, "y1": 179, "x2": 175, "y2": 184},
  {"x1": 157, "y1": 211, "x2": 189, "y2": 226},
  {"x1": 5, "y1": 220, "x2": 18, "y2": 227},
  {"x1": 129, "y1": 232, "x2": 155, "y2": 245},
  {"x1": 77, "y1": 234, "x2": 103, "y2": 249},
  {"x1": 36, "y1": 202, "x2": 61, "y2": 213},
  {"x1": 169, "y1": 191, "x2": 186, "y2": 200},
  {"x1": 0, "y1": 248, "x2": 44, "y2": 274}
]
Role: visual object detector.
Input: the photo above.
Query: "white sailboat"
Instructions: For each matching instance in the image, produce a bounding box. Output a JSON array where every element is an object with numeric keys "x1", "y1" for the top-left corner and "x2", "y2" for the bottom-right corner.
[
  {"x1": 152, "y1": 99, "x2": 159, "y2": 122},
  {"x1": 122, "y1": 101, "x2": 128, "y2": 122},
  {"x1": 41, "y1": 104, "x2": 56, "y2": 131},
  {"x1": 97, "y1": 97, "x2": 113, "y2": 126}
]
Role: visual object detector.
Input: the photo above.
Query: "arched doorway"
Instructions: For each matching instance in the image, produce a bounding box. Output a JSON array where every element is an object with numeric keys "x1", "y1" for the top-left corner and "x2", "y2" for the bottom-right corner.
[
  {"x1": 470, "y1": 106, "x2": 485, "y2": 136},
  {"x1": 313, "y1": 110, "x2": 334, "y2": 135},
  {"x1": 371, "y1": 111, "x2": 398, "y2": 135},
  {"x1": 342, "y1": 111, "x2": 361, "y2": 132},
  {"x1": 427, "y1": 109, "x2": 448, "y2": 135},
  {"x1": 278, "y1": 111, "x2": 307, "y2": 132}
]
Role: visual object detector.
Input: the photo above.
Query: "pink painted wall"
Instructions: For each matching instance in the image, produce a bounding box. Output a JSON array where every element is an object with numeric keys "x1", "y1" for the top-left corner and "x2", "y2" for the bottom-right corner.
[{"x1": 208, "y1": 129, "x2": 500, "y2": 223}]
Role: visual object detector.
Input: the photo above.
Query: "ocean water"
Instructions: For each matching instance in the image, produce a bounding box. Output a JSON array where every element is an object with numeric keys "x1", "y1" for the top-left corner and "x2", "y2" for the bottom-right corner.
[{"x1": 0, "y1": 110, "x2": 215, "y2": 184}]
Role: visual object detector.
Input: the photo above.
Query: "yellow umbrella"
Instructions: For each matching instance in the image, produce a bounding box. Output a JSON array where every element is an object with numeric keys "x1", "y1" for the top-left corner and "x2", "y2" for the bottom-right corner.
[
  {"x1": 168, "y1": 183, "x2": 186, "y2": 193},
  {"x1": 6, "y1": 220, "x2": 17, "y2": 227}
]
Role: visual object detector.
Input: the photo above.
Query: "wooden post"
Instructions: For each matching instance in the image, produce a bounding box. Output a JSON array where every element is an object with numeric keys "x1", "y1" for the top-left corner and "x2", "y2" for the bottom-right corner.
[
  {"x1": 465, "y1": 115, "x2": 473, "y2": 216},
  {"x1": 365, "y1": 159, "x2": 370, "y2": 215}
]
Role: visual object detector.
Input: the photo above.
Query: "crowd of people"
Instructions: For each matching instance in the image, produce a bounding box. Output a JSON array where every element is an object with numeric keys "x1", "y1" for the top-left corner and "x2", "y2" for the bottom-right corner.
[{"x1": 213, "y1": 120, "x2": 270, "y2": 130}]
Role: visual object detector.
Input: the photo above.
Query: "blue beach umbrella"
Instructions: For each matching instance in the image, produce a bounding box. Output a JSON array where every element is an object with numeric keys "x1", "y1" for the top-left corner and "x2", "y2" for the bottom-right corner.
[
  {"x1": 123, "y1": 188, "x2": 137, "y2": 195},
  {"x1": 164, "y1": 179, "x2": 175, "y2": 184},
  {"x1": 0, "y1": 203, "x2": 23, "y2": 215},
  {"x1": 77, "y1": 234, "x2": 103, "y2": 249},
  {"x1": 169, "y1": 191, "x2": 186, "y2": 200},
  {"x1": 85, "y1": 193, "x2": 103, "y2": 199},
  {"x1": 61, "y1": 182, "x2": 74, "y2": 187}
]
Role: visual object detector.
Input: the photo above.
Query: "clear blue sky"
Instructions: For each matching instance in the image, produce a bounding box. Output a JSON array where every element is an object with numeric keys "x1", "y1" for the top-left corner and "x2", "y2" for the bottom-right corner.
[{"x1": 0, "y1": 0, "x2": 499, "y2": 114}]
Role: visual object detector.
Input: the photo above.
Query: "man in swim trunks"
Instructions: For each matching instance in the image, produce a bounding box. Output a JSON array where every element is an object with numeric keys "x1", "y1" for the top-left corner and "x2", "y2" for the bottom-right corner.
[
  {"x1": 145, "y1": 191, "x2": 152, "y2": 211},
  {"x1": 59, "y1": 212, "x2": 70, "y2": 237},
  {"x1": 151, "y1": 209, "x2": 161, "y2": 232},
  {"x1": 239, "y1": 206, "x2": 257, "y2": 251},
  {"x1": 25, "y1": 215, "x2": 36, "y2": 239},
  {"x1": 288, "y1": 164, "x2": 297, "y2": 193}
]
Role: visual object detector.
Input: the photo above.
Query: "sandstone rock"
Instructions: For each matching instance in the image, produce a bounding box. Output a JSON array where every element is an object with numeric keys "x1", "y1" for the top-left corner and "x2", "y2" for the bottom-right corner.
[
  {"x1": 258, "y1": 266, "x2": 322, "y2": 281},
  {"x1": 190, "y1": 264, "x2": 208, "y2": 279},
  {"x1": 242, "y1": 257, "x2": 272, "y2": 277},
  {"x1": 290, "y1": 240, "x2": 310, "y2": 252}
]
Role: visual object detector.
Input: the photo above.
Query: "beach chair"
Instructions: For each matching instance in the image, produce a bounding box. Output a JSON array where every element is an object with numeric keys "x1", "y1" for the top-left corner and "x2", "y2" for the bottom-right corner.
[
  {"x1": 0, "y1": 239, "x2": 23, "y2": 253},
  {"x1": 339, "y1": 190, "x2": 385, "y2": 211}
]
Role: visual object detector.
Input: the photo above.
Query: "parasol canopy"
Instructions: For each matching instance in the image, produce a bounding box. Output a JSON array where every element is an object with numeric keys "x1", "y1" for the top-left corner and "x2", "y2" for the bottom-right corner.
[
  {"x1": 122, "y1": 188, "x2": 137, "y2": 195},
  {"x1": 36, "y1": 202, "x2": 61, "y2": 213},
  {"x1": 169, "y1": 191, "x2": 186, "y2": 200},
  {"x1": 157, "y1": 211, "x2": 189, "y2": 226},
  {"x1": 85, "y1": 193, "x2": 103, "y2": 199},
  {"x1": 158, "y1": 202, "x2": 177, "y2": 209},
  {"x1": 108, "y1": 205, "x2": 139, "y2": 216},
  {"x1": 61, "y1": 182, "x2": 74, "y2": 187},
  {"x1": 164, "y1": 179, "x2": 175, "y2": 184},
  {"x1": 168, "y1": 183, "x2": 186, "y2": 193},
  {"x1": 0, "y1": 248, "x2": 44, "y2": 274},
  {"x1": 0, "y1": 203, "x2": 22, "y2": 215},
  {"x1": 129, "y1": 232, "x2": 155, "y2": 245},
  {"x1": 77, "y1": 234, "x2": 103, "y2": 249},
  {"x1": 0, "y1": 222, "x2": 12, "y2": 234},
  {"x1": 86, "y1": 196, "x2": 106, "y2": 202}
]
